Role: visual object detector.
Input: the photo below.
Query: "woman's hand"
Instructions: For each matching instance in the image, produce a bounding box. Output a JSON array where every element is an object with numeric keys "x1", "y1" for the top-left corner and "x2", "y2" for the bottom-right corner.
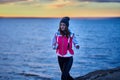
[
  {"x1": 52, "y1": 44, "x2": 58, "y2": 50},
  {"x1": 76, "y1": 45, "x2": 80, "y2": 49}
]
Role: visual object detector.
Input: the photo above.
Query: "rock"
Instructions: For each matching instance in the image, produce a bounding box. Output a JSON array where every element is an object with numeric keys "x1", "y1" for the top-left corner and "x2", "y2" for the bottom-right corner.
[
  {"x1": 19, "y1": 71, "x2": 52, "y2": 80},
  {"x1": 75, "y1": 66, "x2": 120, "y2": 80}
]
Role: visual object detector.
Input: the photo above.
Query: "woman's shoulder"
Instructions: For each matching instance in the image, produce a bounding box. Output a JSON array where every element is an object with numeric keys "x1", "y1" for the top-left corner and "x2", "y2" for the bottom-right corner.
[
  {"x1": 55, "y1": 31, "x2": 60, "y2": 36},
  {"x1": 69, "y1": 30, "x2": 74, "y2": 36}
]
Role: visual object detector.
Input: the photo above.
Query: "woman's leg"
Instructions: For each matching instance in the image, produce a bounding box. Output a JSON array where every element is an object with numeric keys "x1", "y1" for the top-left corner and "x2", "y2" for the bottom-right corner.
[
  {"x1": 58, "y1": 56, "x2": 74, "y2": 80},
  {"x1": 58, "y1": 56, "x2": 64, "y2": 72}
]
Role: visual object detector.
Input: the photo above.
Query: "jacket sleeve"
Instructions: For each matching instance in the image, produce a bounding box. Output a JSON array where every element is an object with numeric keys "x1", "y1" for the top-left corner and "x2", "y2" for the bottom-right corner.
[
  {"x1": 51, "y1": 33, "x2": 57, "y2": 49},
  {"x1": 72, "y1": 33, "x2": 79, "y2": 47}
]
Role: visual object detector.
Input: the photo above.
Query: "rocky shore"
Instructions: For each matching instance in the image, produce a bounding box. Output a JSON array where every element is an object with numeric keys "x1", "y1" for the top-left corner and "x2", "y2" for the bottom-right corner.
[{"x1": 75, "y1": 66, "x2": 120, "y2": 80}]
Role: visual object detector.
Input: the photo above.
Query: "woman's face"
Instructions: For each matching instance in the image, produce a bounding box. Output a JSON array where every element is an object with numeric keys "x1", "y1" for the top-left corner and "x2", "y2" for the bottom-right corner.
[{"x1": 60, "y1": 23, "x2": 66, "y2": 31}]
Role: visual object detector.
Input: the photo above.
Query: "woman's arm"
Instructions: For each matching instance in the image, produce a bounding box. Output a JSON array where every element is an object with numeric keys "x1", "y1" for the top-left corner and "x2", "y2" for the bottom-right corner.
[{"x1": 72, "y1": 33, "x2": 80, "y2": 49}]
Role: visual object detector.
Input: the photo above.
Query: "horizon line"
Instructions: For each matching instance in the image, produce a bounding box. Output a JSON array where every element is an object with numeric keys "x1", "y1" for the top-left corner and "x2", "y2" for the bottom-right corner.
[{"x1": 0, "y1": 16, "x2": 120, "y2": 19}]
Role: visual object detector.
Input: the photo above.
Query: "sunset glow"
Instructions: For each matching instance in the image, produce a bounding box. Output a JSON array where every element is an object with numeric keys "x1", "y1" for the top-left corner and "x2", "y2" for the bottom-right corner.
[{"x1": 0, "y1": 0, "x2": 120, "y2": 17}]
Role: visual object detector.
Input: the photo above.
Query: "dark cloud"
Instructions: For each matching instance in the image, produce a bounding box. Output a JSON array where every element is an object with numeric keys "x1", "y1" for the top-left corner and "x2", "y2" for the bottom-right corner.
[
  {"x1": 38, "y1": 0, "x2": 56, "y2": 3},
  {"x1": 0, "y1": 0, "x2": 27, "y2": 4},
  {"x1": 78, "y1": 0, "x2": 120, "y2": 2}
]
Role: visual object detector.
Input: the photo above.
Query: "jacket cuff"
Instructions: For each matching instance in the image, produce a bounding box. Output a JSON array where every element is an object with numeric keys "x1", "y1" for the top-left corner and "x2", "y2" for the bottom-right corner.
[{"x1": 75, "y1": 44, "x2": 79, "y2": 47}]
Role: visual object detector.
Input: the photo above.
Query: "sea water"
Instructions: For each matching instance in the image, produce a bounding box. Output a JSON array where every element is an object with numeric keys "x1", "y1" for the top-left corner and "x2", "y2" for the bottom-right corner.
[{"x1": 0, "y1": 17, "x2": 120, "y2": 80}]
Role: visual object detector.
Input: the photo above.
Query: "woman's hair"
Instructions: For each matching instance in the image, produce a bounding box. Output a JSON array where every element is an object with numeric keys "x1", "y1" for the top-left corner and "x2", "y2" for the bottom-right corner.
[{"x1": 58, "y1": 25, "x2": 70, "y2": 38}]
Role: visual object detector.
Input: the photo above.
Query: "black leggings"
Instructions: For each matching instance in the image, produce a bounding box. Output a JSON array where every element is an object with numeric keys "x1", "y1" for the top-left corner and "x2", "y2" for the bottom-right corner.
[{"x1": 58, "y1": 56, "x2": 74, "y2": 80}]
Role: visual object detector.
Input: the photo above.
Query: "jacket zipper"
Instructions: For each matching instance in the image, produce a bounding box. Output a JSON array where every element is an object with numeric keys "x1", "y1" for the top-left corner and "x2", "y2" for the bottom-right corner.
[{"x1": 62, "y1": 36, "x2": 64, "y2": 56}]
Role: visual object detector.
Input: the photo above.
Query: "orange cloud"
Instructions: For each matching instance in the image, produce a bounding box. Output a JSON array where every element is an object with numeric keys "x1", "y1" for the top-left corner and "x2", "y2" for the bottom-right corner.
[
  {"x1": 52, "y1": 4, "x2": 67, "y2": 8},
  {"x1": 44, "y1": 0, "x2": 78, "y2": 8}
]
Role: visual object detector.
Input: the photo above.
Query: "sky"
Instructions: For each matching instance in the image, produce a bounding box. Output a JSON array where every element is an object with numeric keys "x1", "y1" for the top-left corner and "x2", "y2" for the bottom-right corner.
[{"x1": 0, "y1": 0, "x2": 120, "y2": 17}]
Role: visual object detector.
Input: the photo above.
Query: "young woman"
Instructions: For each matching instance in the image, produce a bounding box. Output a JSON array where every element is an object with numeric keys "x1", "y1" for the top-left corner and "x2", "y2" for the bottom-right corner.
[{"x1": 52, "y1": 17, "x2": 79, "y2": 80}]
